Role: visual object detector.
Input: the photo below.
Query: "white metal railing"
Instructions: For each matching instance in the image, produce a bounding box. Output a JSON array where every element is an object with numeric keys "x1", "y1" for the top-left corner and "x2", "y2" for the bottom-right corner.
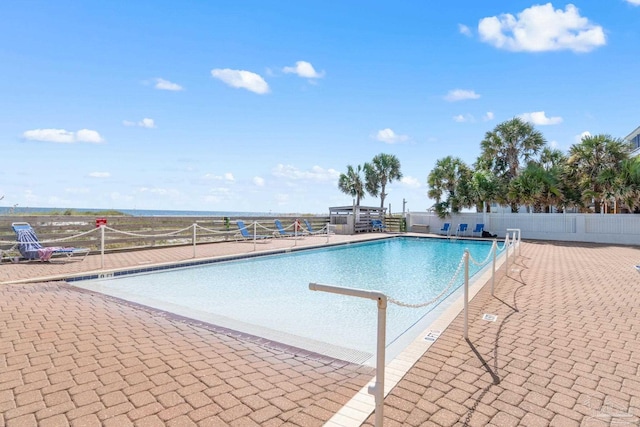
[
  {"x1": 309, "y1": 283, "x2": 387, "y2": 427},
  {"x1": 308, "y1": 230, "x2": 519, "y2": 424},
  {"x1": 1, "y1": 220, "x2": 335, "y2": 267}
]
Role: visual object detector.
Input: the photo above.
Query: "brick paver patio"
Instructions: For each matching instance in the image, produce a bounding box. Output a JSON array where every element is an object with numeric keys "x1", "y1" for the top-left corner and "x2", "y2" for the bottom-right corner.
[{"x1": 1, "y1": 236, "x2": 639, "y2": 426}]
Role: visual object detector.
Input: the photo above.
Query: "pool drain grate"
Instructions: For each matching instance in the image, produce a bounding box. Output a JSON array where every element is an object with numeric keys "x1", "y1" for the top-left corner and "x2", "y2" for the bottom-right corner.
[{"x1": 424, "y1": 330, "x2": 441, "y2": 342}]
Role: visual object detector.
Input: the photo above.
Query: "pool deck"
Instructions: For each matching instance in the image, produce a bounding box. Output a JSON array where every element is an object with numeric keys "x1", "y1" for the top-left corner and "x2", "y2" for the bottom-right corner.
[{"x1": 1, "y1": 234, "x2": 639, "y2": 426}]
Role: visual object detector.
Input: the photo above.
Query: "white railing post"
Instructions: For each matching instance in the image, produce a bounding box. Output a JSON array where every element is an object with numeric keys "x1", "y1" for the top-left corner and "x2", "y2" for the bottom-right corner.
[
  {"x1": 309, "y1": 283, "x2": 387, "y2": 427},
  {"x1": 506, "y1": 228, "x2": 521, "y2": 257},
  {"x1": 491, "y1": 240, "x2": 497, "y2": 296},
  {"x1": 464, "y1": 249, "x2": 469, "y2": 340},
  {"x1": 192, "y1": 223, "x2": 197, "y2": 258},
  {"x1": 100, "y1": 225, "x2": 105, "y2": 269},
  {"x1": 504, "y1": 233, "x2": 510, "y2": 274},
  {"x1": 253, "y1": 221, "x2": 257, "y2": 251},
  {"x1": 326, "y1": 224, "x2": 331, "y2": 243}
]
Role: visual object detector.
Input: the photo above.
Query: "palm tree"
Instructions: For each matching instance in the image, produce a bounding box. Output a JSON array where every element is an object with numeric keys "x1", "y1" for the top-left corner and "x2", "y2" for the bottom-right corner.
[
  {"x1": 508, "y1": 162, "x2": 562, "y2": 213},
  {"x1": 338, "y1": 164, "x2": 366, "y2": 205},
  {"x1": 479, "y1": 117, "x2": 546, "y2": 212},
  {"x1": 364, "y1": 153, "x2": 403, "y2": 209},
  {"x1": 427, "y1": 156, "x2": 471, "y2": 217},
  {"x1": 469, "y1": 169, "x2": 500, "y2": 213},
  {"x1": 567, "y1": 134, "x2": 632, "y2": 213},
  {"x1": 618, "y1": 156, "x2": 640, "y2": 212}
]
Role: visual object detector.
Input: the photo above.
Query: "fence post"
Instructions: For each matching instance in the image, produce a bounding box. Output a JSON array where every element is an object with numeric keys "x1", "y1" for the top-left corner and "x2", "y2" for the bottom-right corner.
[
  {"x1": 253, "y1": 221, "x2": 257, "y2": 251},
  {"x1": 505, "y1": 233, "x2": 510, "y2": 275},
  {"x1": 464, "y1": 250, "x2": 469, "y2": 340},
  {"x1": 100, "y1": 225, "x2": 105, "y2": 269},
  {"x1": 192, "y1": 223, "x2": 197, "y2": 258},
  {"x1": 309, "y1": 283, "x2": 387, "y2": 427},
  {"x1": 491, "y1": 240, "x2": 497, "y2": 296}
]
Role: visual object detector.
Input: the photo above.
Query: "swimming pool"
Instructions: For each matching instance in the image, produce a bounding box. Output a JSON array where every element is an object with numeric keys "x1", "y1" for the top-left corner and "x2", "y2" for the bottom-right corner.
[{"x1": 74, "y1": 237, "x2": 499, "y2": 365}]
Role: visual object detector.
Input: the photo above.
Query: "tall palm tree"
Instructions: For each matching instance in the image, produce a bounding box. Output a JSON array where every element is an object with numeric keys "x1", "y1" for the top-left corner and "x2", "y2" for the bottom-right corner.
[
  {"x1": 427, "y1": 156, "x2": 471, "y2": 217},
  {"x1": 338, "y1": 164, "x2": 366, "y2": 205},
  {"x1": 479, "y1": 117, "x2": 546, "y2": 212},
  {"x1": 567, "y1": 134, "x2": 632, "y2": 213},
  {"x1": 364, "y1": 153, "x2": 403, "y2": 209}
]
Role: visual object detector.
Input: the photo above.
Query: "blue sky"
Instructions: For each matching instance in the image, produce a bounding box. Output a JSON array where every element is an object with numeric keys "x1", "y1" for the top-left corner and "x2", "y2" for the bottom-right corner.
[{"x1": 1, "y1": 1, "x2": 638, "y2": 214}]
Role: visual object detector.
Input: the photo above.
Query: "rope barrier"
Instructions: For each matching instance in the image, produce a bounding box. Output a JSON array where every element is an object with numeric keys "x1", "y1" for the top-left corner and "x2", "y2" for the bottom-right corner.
[
  {"x1": 468, "y1": 245, "x2": 494, "y2": 266},
  {"x1": 0, "y1": 227, "x2": 100, "y2": 246},
  {"x1": 103, "y1": 225, "x2": 193, "y2": 238},
  {"x1": 193, "y1": 224, "x2": 234, "y2": 235},
  {"x1": 388, "y1": 253, "x2": 466, "y2": 309}
]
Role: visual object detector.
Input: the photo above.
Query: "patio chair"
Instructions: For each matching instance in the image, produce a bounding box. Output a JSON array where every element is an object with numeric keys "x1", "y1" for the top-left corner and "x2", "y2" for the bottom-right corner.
[
  {"x1": 472, "y1": 223, "x2": 484, "y2": 237},
  {"x1": 371, "y1": 219, "x2": 386, "y2": 232},
  {"x1": 303, "y1": 219, "x2": 324, "y2": 235},
  {"x1": 235, "y1": 220, "x2": 271, "y2": 240},
  {"x1": 455, "y1": 223, "x2": 468, "y2": 237},
  {"x1": 12, "y1": 222, "x2": 90, "y2": 262},
  {"x1": 439, "y1": 223, "x2": 451, "y2": 236},
  {"x1": 274, "y1": 219, "x2": 297, "y2": 237}
]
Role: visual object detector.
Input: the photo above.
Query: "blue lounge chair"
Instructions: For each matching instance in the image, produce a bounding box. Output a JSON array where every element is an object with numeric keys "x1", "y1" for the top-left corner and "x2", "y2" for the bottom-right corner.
[
  {"x1": 303, "y1": 219, "x2": 323, "y2": 235},
  {"x1": 371, "y1": 219, "x2": 386, "y2": 231},
  {"x1": 472, "y1": 223, "x2": 484, "y2": 237},
  {"x1": 274, "y1": 219, "x2": 297, "y2": 237},
  {"x1": 12, "y1": 222, "x2": 90, "y2": 261},
  {"x1": 456, "y1": 223, "x2": 468, "y2": 237},
  {"x1": 235, "y1": 220, "x2": 271, "y2": 240},
  {"x1": 440, "y1": 223, "x2": 451, "y2": 236}
]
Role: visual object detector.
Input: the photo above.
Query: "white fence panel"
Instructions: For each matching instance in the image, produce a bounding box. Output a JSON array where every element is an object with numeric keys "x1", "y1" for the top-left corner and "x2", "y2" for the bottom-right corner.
[{"x1": 407, "y1": 212, "x2": 640, "y2": 245}]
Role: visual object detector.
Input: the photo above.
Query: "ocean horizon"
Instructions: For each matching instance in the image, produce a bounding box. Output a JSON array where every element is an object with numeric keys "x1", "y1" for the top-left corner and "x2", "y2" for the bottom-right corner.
[{"x1": 0, "y1": 206, "x2": 314, "y2": 217}]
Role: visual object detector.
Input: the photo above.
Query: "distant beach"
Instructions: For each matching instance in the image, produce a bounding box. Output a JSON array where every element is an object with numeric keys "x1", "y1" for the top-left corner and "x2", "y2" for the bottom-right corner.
[{"x1": 0, "y1": 206, "x2": 288, "y2": 217}]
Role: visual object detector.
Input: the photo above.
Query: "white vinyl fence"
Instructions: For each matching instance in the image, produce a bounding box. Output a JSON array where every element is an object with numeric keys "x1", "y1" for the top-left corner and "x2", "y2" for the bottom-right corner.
[{"x1": 407, "y1": 212, "x2": 640, "y2": 246}]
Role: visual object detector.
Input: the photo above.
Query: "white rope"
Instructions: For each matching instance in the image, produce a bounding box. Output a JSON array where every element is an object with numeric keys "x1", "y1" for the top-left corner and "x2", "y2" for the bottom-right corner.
[
  {"x1": 468, "y1": 244, "x2": 494, "y2": 267},
  {"x1": 388, "y1": 253, "x2": 466, "y2": 309},
  {"x1": 103, "y1": 225, "x2": 193, "y2": 238},
  {"x1": 194, "y1": 224, "x2": 234, "y2": 235},
  {"x1": 497, "y1": 234, "x2": 509, "y2": 251},
  {"x1": 38, "y1": 227, "x2": 99, "y2": 243},
  {"x1": 0, "y1": 227, "x2": 100, "y2": 245}
]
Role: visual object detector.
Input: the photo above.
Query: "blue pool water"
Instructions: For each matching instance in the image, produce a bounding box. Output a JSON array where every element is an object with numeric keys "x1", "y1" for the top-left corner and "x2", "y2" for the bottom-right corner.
[{"x1": 75, "y1": 237, "x2": 499, "y2": 364}]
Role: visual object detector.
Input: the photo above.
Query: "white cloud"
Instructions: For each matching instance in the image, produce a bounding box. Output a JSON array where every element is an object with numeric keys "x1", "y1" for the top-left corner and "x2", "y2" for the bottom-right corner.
[
  {"x1": 89, "y1": 172, "x2": 110, "y2": 178},
  {"x1": 253, "y1": 176, "x2": 265, "y2": 187},
  {"x1": 155, "y1": 78, "x2": 183, "y2": 91},
  {"x1": 203, "y1": 172, "x2": 235, "y2": 182},
  {"x1": 444, "y1": 89, "x2": 480, "y2": 102},
  {"x1": 23, "y1": 128, "x2": 104, "y2": 143},
  {"x1": 478, "y1": 4, "x2": 606, "y2": 53},
  {"x1": 518, "y1": 111, "x2": 563, "y2": 125},
  {"x1": 626, "y1": 0, "x2": 640, "y2": 5},
  {"x1": 575, "y1": 131, "x2": 591, "y2": 143},
  {"x1": 453, "y1": 114, "x2": 474, "y2": 123},
  {"x1": 272, "y1": 164, "x2": 339, "y2": 182},
  {"x1": 282, "y1": 61, "x2": 325, "y2": 79},
  {"x1": 374, "y1": 128, "x2": 409, "y2": 144},
  {"x1": 400, "y1": 176, "x2": 421, "y2": 189},
  {"x1": 211, "y1": 68, "x2": 269, "y2": 94},
  {"x1": 76, "y1": 129, "x2": 104, "y2": 143},
  {"x1": 458, "y1": 24, "x2": 472, "y2": 36},
  {"x1": 483, "y1": 111, "x2": 495, "y2": 121},
  {"x1": 123, "y1": 118, "x2": 155, "y2": 128}
]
